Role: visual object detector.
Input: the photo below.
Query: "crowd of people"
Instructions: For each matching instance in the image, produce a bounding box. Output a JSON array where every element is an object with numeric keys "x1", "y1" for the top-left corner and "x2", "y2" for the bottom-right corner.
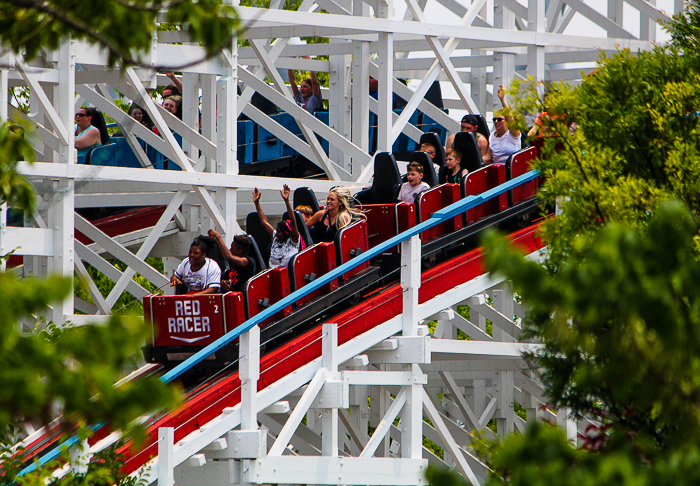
[
  {"x1": 170, "y1": 184, "x2": 365, "y2": 295},
  {"x1": 72, "y1": 70, "x2": 540, "y2": 295}
]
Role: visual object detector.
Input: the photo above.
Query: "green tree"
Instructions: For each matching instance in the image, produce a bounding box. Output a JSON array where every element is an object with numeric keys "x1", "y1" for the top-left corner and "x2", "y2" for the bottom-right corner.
[
  {"x1": 0, "y1": 0, "x2": 240, "y2": 67},
  {"x1": 506, "y1": 4, "x2": 700, "y2": 270},
  {"x1": 424, "y1": 5, "x2": 700, "y2": 486}
]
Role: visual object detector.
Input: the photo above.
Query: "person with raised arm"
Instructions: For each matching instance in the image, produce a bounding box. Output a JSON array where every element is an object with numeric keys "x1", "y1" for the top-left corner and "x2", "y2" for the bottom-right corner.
[
  {"x1": 208, "y1": 229, "x2": 255, "y2": 293},
  {"x1": 489, "y1": 85, "x2": 521, "y2": 164},
  {"x1": 287, "y1": 63, "x2": 323, "y2": 113},
  {"x1": 254, "y1": 184, "x2": 302, "y2": 268}
]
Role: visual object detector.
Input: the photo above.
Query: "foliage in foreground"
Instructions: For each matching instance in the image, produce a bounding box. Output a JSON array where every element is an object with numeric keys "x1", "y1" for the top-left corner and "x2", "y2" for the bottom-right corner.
[
  {"x1": 0, "y1": 0, "x2": 240, "y2": 68},
  {"x1": 505, "y1": 4, "x2": 700, "y2": 271},
  {"x1": 0, "y1": 270, "x2": 180, "y2": 448}
]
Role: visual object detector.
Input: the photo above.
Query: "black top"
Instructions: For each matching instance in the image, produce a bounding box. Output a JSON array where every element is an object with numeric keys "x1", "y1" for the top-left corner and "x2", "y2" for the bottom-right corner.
[
  {"x1": 223, "y1": 259, "x2": 255, "y2": 292},
  {"x1": 313, "y1": 211, "x2": 339, "y2": 243},
  {"x1": 446, "y1": 170, "x2": 464, "y2": 185}
]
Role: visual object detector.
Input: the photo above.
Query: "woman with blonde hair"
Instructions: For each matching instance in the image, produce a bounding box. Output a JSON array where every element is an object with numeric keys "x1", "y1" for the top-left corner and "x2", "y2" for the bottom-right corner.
[{"x1": 306, "y1": 187, "x2": 364, "y2": 243}]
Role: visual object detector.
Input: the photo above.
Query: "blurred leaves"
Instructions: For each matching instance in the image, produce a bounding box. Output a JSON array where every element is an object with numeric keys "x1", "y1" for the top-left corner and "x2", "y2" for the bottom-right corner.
[
  {"x1": 0, "y1": 271, "x2": 180, "y2": 438},
  {"x1": 0, "y1": 0, "x2": 241, "y2": 68}
]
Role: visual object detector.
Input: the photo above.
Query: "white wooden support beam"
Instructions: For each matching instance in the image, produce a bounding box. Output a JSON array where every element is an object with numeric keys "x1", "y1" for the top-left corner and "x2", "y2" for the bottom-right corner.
[
  {"x1": 100, "y1": 191, "x2": 187, "y2": 309},
  {"x1": 422, "y1": 390, "x2": 482, "y2": 486},
  {"x1": 237, "y1": 64, "x2": 359, "y2": 180},
  {"x1": 15, "y1": 60, "x2": 70, "y2": 146},
  {"x1": 400, "y1": 235, "x2": 421, "y2": 336},
  {"x1": 48, "y1": 38, "x2": 75, "y2": 324},
  {"x1": 366, "y1": 336, "x2": 430, "y2": 364},
  {"x1": 403, "y1": 0, "x2": 479, "y2": 114},
  {"x1": 240, "y1": 325, "x2": 260, "y2": 430},
  {"x1": 267, "y1": 369, "x2": 327, "y2": 456},
  {"x1": 243, "y1": 457, "x2": 427, "y2": 485},
  {"x1": 158, "y1": 427, "x2": 175, "y2": 486},
  {"x1": 322, "y1": 323, "x2": 339, "y2": 457},
  {"x1": 527, "y1": 0, "x2": 546, "y2": 90},
  {"x1": 122, "y1": 68, "x2": 227, "y2": 232},
  {"x1": 376, "y1": 0, "x2": 394, "y2": 153},
  {"x1": 360, "y1": 388, "x2": 406, "y2": 458},
  {"x1": 351, "y1": 39, "x2": 370, "y2": 175},
  {"x1": 438, "y1": 371, "x2": 481, "y2": 430}
]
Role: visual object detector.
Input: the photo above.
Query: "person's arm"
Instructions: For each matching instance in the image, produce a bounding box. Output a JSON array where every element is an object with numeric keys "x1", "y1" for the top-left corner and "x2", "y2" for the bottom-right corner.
[
  {"x1": 208, "y1": 229, "x2": 248, "y2": 267},
  {"x1": 75, "y1": 127, "x2": 101, "y2": 149},
  {"x1": 310, "y1": 71, "x2": 322, "y2": 99},
  {"x1": 445, "y1": 133, "x2": 454, "y2": 152},
  {"x1": 281, "y1": 184, "x2": 300, "y2": 245},
  {"x1": 253, "y1": 188, "x2": 275, "y2": 237},
  {"x1": 478, "y1": 136, "x2": 492, "y2": 164},
  {"x1": 170, "y1": 260, "x2": 184, "y2": 287},
  {"x1": 287, "y1": 69, "x2": 299, "y2": 96},
  {"x1": 165, "y1": 72, "x2": 183, "y2": 94},
  {"x1": 306, "y1": 209, "x2": 325, "y2": 228},
  {"x1": 498, "y1": 84, "x2": 520, "y2": 138}
]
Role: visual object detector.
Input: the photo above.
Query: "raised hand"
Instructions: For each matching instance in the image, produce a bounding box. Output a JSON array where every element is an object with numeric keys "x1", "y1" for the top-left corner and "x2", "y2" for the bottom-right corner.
[
  {"x1": 281, "y1": 184, "x2": 291, "y2": 201},
  {"x1": 253, "y1": 187, "x2": 261, "y2": 203}
]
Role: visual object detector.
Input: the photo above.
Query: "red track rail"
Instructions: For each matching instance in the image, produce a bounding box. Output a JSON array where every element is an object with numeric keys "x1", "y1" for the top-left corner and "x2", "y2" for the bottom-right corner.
[{"x1": 115, "y1": 223, "x2": 543, "y2": 474}]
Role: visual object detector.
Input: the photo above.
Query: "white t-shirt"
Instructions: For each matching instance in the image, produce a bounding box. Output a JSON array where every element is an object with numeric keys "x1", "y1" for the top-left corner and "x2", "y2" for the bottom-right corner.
[
  {"x1": 174, "y1": 258, "x2": 221, "y2": 293},
  {"x1": 489, "y1": 130, "x2": 522, "y2": 164},
  {"x1": 398, "y1": 181, "x2": 430, "y2": 203},
  {"x1": 269, "y1": 230, "x2": 301, "y2": 268}
]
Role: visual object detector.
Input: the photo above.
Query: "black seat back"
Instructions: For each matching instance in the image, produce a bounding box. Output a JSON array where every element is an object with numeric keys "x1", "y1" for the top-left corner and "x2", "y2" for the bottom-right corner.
[
  {"x1": 475, "y1": 114, "x2": 490, "y2": 140},
  {"x1": 246, "y1": 234, "x2": 267, "y2": 272},
  {"x1": 354, "y1": 152, "x2": 402, "y2": 205},
  {"x1": 453, "y1": 132, "x2": 484, "y2": 173},
  {"x1": 293, "y1": 187, "x2": 320, "y2": 214},
  {"x1": 419, "y1": 132, "x2": 445, "y2": 168},
  {"x1": 246, "y1": 212, "x2": 272, "y2": 265},
  {"x1": 410, "y1": 151, "x2": 439, "y2": 187}
]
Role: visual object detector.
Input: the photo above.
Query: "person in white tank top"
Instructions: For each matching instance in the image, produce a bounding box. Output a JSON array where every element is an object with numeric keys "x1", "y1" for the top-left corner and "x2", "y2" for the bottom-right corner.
[{"x1": 489, "y1": 85, "x2": 521, "y2": 164}]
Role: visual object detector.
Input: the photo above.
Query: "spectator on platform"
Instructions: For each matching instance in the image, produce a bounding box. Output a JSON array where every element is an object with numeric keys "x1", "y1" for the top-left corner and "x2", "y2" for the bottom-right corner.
[
  {"x1": 208, "y1": 229, "x2": 255, "y2": 293},
  {"x1": 398, "y1": 161, "x2": 430, "y2": 204},
  {"x1": 254, "y1": 184, "x2": 302, "y2": 269},
  {"x1": 170, "y1": 238, "x2": 221, "y2": 295},
  {"x1": 288, "y1": 66, "x2": 323, "y2": 113},
  {"x1": 306, "y1": 187, "x2": 362, "y2": 243},
  {"x1": 489, "y1": 85, "x2": 521, "y2": 164},
  {"x1": 446, "y1": 114, "x2": 491, "y2": 164}
]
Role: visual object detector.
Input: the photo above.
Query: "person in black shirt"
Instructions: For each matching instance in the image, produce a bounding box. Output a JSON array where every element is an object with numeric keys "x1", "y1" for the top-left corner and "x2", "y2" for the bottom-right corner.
[
  {"x1": 441, "y1": 148, "x2": 468, "y2": 185},
  {"x1": 208, "y1": 230, "x2": 255, "y2": 292}
]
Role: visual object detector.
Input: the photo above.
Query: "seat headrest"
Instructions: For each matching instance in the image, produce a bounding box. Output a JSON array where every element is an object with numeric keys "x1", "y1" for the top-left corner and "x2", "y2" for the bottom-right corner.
[
  {"x1": 419, "y1": 132, "x2": 446, "y2": 167},
  {"x1": 409, "y1": 151, "x2": 439, "y2": 187},
  {"x1": 453, "y1": 132, "x2": 484, "y2": 173}
]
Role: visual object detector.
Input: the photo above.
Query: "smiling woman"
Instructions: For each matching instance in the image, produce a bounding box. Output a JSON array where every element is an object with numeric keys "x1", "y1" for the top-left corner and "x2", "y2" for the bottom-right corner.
[
  {"x1": 489, "y1": 85, "x2": 521, "y2": 164},
  {"x1": 74, "y1": 108, "x2": 101, "y2": 160},
  {"x1": 170, "y1": 239, "x2": 221, "y2": 295}
]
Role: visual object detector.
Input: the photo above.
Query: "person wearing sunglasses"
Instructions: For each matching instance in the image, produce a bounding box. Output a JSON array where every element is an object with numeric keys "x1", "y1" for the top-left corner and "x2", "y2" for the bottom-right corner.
[
  {"x1": 489, "y1": 85, "x2": 521, "y2": 164},
  {"x1": 445, "y1": 114, "x2": 492, "y2": 164},
  {"x1": 75, "y1": 108, "x2": 102, "y2": 161}
]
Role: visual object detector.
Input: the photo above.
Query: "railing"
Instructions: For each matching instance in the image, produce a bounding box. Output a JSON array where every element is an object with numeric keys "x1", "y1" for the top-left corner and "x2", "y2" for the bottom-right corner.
[
  {"x1": 19, "y1": 169, "x2": 539, "y2": 475},
  {"x1": 161, "y1": 169, "x2": 540, "y2": 382}
]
